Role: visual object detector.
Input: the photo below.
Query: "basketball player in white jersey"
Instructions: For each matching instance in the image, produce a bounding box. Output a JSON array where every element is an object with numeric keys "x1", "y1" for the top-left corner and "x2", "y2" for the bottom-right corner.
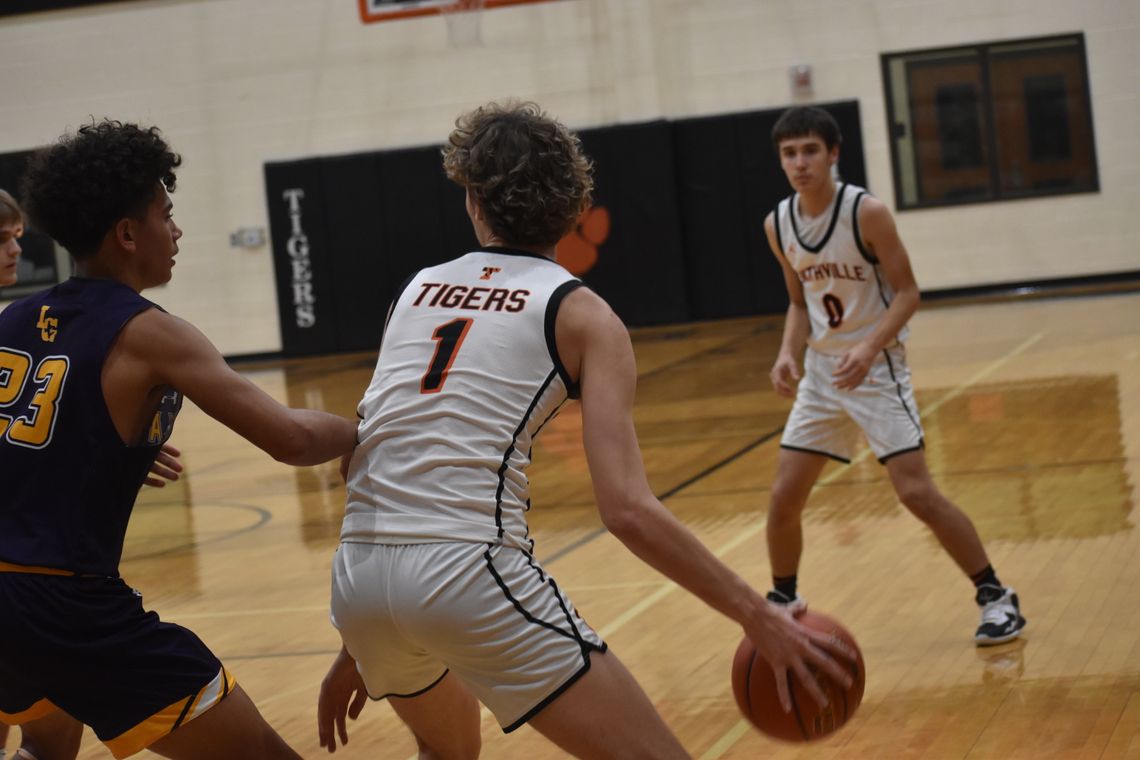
[
  {"x1": 317, "y1": 101, "x2": 855, "y2": 758},
  {"x1": 762, "y1": 106, "x2": 1026, "y2": 645}
]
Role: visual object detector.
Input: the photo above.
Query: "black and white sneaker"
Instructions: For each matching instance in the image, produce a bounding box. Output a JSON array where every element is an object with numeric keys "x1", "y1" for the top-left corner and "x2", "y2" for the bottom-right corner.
[
  {"x1": 766, "y1": 589, "x2": 806, "y2": 612},
  {"x1": 974, "y1": 585, "x2": 1026, "y2": 646}
]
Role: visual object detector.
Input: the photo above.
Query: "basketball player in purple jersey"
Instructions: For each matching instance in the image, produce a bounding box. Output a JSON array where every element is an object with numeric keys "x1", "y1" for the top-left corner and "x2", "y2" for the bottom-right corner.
[
  {"x1": 762, "y1": 106, "x2": 1025, "y2": 645},
  {"x1": 0, "y1": 188, "x2": 182, "y2": 760},
  {"x1": 0, "y1": 121, "x2": 357, "y2": 759}
]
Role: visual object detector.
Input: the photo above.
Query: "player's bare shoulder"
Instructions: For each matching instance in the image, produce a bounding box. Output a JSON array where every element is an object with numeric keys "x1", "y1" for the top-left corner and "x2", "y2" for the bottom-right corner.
[
  {"x1": 117, "y1": 306, "x2": 204, "y2": 359},
  {"x1": 855, "y1": 193, "x2": 892, "y2": 224},
  {"x1": 853, "y1": 194, "x2": 904, "y2": 257},
  {"x1": 559, "y1": 285, "x2": 622, "y2": 334},
  {"x1": 555, "y1": 285, "x2": 628, "y2": 383}
]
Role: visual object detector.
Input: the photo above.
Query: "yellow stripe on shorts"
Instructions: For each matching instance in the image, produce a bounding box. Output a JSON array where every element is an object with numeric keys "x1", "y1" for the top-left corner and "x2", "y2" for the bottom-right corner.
[
  {"x1": 0, "y1": 697, "x2": 58, "y2": 725},
  {"x1": 0, "y1": 560, "x2": 74, "y2": 576},
  {"x1": 103, "y1": 667, "x2": 236, "y2": 759}
]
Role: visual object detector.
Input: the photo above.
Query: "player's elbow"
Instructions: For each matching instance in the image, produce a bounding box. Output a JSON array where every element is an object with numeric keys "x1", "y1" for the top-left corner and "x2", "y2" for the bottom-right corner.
[
  {"x1": 263, "y1": 412, "x2": 355, "y2": 466},
  {"x1": 265, "y1": 419, "x2": 323, "y2": 465},
  {"x1": 599, "y1": 497, "x2": 654, "y2": 545}
]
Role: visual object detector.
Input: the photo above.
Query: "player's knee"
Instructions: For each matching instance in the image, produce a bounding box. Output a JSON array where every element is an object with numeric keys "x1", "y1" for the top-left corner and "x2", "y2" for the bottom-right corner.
[
  {"x1": 416, "y1": 731, "x2": 480, "y2": 760},
  {"x1": 896, "y1": 483, "x2": 939, "y2": 519},
  {"x1": 770, "y1": 475, "x2": 810, "y2": 514},
  {"x1": 769, "y1": 491, "x2": 806, "y2": 521}
]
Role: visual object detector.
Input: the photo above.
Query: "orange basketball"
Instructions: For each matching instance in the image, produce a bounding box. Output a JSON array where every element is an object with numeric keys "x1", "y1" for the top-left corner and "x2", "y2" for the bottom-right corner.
[{"x1": 731, "y1": 610, "x2": 865, "y2": 742}]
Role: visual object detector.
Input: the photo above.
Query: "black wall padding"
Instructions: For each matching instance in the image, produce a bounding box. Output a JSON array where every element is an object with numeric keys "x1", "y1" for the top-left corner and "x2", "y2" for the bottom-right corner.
[
  {"x1": 266, "y1": 148, "x2": 475, "y2": 355},
  {"x1": 315, "y1": 154, "x2": 386, "y2": 353},
  {"x1": 574, "y1": 121, "x2": 691, "y2": 326},
  {"x1": 673, "y1": 101, "x2": 867, "y2": 320},
  {"x1": 265, "y1": 159, "x2": 340, "y2": 356},
  {"x1": 317, "y1": 148, "x2": 473, "y2": 353},
  {"x1": 265, "y1": 101, "x2": 867, "y2": 356}
]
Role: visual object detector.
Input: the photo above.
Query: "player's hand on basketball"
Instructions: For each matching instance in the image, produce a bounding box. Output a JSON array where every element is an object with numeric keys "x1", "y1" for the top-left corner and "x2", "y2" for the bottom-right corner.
[
  {"x1": 770, "y1": 354, "x2": 801, "y2": 397},
  {"x1": 143, "y1": 443, "x2": 183, "y2": 487},
  {"x1": 833, "y1": 344, "x2": 875, "y2": 390},
  {"x1": 318, "y1": 645, "x2": 368, "y2": 753},
  {"x1": 748, "y1": 604, "x2": 855, "y2": 712}
]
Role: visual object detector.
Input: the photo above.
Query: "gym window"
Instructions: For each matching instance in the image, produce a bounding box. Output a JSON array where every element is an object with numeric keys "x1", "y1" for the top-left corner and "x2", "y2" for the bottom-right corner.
[{"x1": 881, "y1": 33, "x2": 1099, "y2": 209}]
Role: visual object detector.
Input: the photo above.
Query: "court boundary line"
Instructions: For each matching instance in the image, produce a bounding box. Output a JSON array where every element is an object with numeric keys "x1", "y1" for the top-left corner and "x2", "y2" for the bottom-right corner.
[{"x1": 545, "y1": 426, "x2": 785, "y2": 565}]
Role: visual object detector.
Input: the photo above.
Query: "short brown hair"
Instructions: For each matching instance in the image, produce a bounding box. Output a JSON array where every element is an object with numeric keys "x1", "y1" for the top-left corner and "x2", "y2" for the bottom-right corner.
[
  {"x1": 771, "y1": 106, "x2": 842, "y2": 152},
  {"x1": 0, "y1": 189, "x2": 22, "y2": 227},
  {"x1": 442, "y1": 100, "x2": 593, "y2": 247}
]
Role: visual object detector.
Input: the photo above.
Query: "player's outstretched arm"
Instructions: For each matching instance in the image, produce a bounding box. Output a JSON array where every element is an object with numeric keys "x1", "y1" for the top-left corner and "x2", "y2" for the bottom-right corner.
[
  {"x1": 109, "y1": 309, "x2": 357, "y2": 465},
  {"x1": 557, "y1": 288, "x2": 853, "y2": 711}
]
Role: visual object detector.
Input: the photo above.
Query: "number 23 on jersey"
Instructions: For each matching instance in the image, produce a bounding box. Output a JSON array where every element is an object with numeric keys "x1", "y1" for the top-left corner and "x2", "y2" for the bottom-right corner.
[{"x1": 0, "y1": 348, "x2": 69, "y2": 448}]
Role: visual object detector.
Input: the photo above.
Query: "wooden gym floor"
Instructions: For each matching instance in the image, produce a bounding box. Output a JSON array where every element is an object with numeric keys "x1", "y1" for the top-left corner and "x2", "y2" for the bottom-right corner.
[{"x1": 53, "y1": 290, "x2": 1140, "y2": 759}]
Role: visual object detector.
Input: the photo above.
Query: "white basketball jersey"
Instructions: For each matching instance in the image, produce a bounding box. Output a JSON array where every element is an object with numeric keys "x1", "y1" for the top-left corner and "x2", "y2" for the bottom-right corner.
[
  {"x1": 774, "y1": 183, "x2": 907, "y2": 355},
  {"x1": 342, "y1": 248, "x2": 581, "y2": 552}
]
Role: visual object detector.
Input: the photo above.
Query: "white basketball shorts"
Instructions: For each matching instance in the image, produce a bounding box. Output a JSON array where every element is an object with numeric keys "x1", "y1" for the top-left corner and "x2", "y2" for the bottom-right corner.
[
  {"x1": 330, "y1": 541, "x2": 606, "y2": 732},
  {"x1": 780, "y1": 345, "x2": 924, "y2": 463}
]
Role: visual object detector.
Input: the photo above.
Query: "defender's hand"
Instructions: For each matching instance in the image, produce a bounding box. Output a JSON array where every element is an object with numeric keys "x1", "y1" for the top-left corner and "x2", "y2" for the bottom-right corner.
[
  {"x1": 318, "y1": 646, "x2": 368, "y2": 753},
  {"x1": 143, "y1": 443, "x2": 183, "y2": 487}
]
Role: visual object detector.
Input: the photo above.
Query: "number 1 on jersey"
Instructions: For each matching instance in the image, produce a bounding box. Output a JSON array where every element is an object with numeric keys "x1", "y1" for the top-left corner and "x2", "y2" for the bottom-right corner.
[{"x1": 421, "y1": 318, "x2": 473, "y2": 394}]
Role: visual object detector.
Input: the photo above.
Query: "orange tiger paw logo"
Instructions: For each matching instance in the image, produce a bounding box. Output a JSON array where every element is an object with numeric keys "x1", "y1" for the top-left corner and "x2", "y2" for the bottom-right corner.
[{"x1": 556, "y1": 206, "x2": 610, "y2": 276}]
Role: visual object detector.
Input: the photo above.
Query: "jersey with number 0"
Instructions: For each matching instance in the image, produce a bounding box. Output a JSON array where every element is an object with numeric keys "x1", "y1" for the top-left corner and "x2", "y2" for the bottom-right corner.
[
  {"x1": 343, "y1": 247, "x2": 582, "y2": 552},
  {"x1": 0, "y1": 277, "x2": 181, "y2": 576},
  {"x1": 774, "y1": 183, "x2": 907, "y2": 356}
]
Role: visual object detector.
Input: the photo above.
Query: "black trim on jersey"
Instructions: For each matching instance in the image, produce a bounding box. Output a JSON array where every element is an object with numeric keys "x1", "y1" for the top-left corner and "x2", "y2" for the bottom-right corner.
[
  {"x1": 391, "y1": 270, "x2": 419, "y2": 308},
  {"x1": 878, "y1": 440, "x2": 925, "y2": 464},
  {"x1": 482, "y1": 548, "x2": 595, "y2": 647},
  {"x1": 373, "y1": 668, "x2": 450, "y2": 701},
  {"x1": 528, "y1": 400, "x2": 567, "y2": 461},
  {"x1": 881, "y1": 350, "x2": 924, "y2": 439},
  {"x1": 495, "y1": 548, "x2": 607, "y2": 733},
  {"x1": 779, "y1": 443, "x2": 851, "y2": 465},
  {"x1": 480, "y1": 245, "x2": 557, "y2": 262},
  {"x1": 544, "y1": 280, "x2": 584, "y2": 398},
  {"x1": 384, "y1": 269, "x2": 421, "y2": 339},
  {"x1": 871, "y1": 264, "x2": 893, "y2": 311},
  {"x1": 790, "y1": 183, "x2": 848, "y2": 254},
  {"x1": 524, "y1": 551, "x2": 548, "y2": 582},
  {"x1": 772, "y1": 200, "x2": 785, "y2": 254},
  {"x1": 851, "y1": 191, "x2": 878, "y2": 264},
  {"x1": 495, "y1": 370, "x2": 559, "y2": 538},
  {"x1": 170, "y1": 687, "x2": 196, "y2": 732},
  {"x1": 504, "y1": 654, "x2": 600, "y2": 733},
  {"x1": 540, "y1": 569, "x2": 592, "y2": 656}
]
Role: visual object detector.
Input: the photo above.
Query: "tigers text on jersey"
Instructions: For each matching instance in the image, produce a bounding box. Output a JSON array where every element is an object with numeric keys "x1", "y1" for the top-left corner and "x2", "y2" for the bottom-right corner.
[
  {"x1": 343, "y1": 247, "x2": 581, "y2": 551},
  {"x1": 774, "y1": 183, "x2": 908, "y2": 355},
  {"x1": 0, "y1": 278, "x2": 181, "y2": 576}
]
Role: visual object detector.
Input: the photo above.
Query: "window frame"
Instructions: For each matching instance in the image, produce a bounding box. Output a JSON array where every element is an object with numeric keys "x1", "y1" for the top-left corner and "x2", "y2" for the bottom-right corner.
[{"x1": 880, "y1": 32, "x2": 1100, "y2": 211}]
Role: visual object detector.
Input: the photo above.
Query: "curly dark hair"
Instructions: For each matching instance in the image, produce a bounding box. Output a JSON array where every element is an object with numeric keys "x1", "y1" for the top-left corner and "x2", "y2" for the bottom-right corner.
[
  {"x1": 771, "y1": 106, "x2": 843, "y2": 152},
  {"x1": 21, "y1": 119, "x2": 181, "y2": 259},
  {"x1": 442, "y1": 101, "x2": 593, "y2": 248}
]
